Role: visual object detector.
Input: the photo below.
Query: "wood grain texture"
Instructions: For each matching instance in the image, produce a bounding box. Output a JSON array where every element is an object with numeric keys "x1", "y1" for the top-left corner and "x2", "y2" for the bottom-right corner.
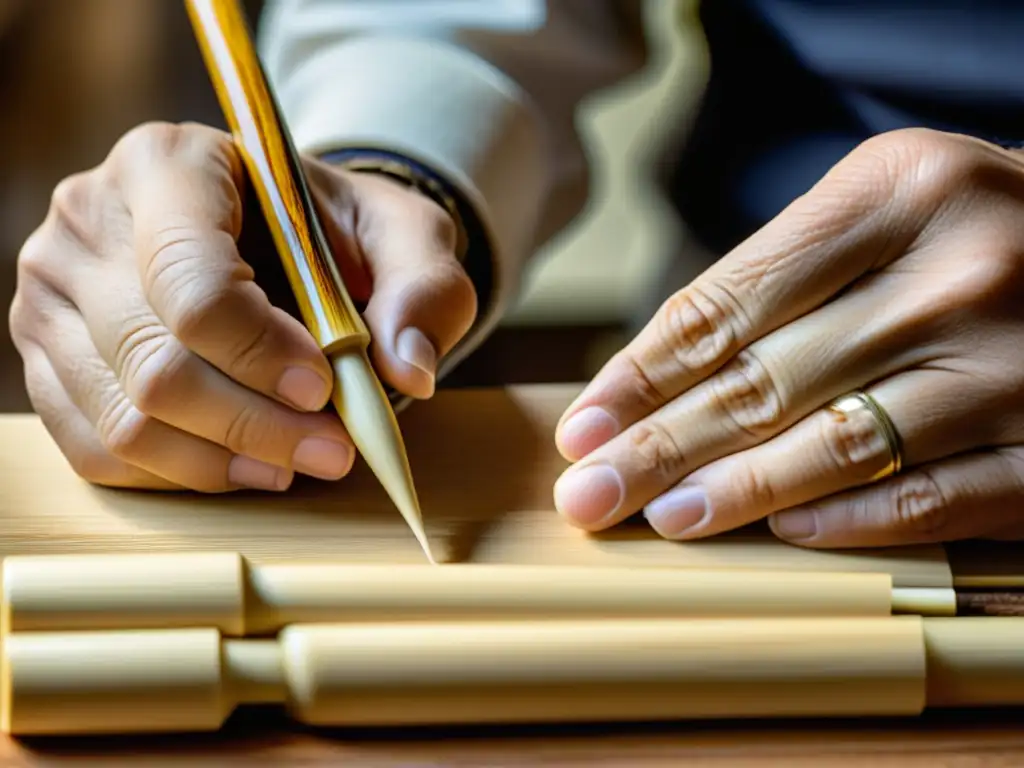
[
  {"x1": 0, "y1": 384, "x2": 953, "y2": 587},
  {"x1": 183, "y1": 0, "x2": 368, "y2": 352},
  {"x1": 0, "y1": 384, "x2": 1023, "y2": 761}
]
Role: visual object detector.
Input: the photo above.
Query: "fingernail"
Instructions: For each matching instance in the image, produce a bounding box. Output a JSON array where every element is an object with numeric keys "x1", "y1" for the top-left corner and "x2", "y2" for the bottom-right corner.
[
  {"x1": 644, "y1": 485, "x2": 708, "y2": 537},
  {"x1": 772, "y1": 510, "x2": 817, "y2": 541},
  {"x1": 229, "y1": 455, "x2": 292, "y2": 491},
  {"x1": 293, "y1": 437, "x2": 354, "y2": 480},
  {"x1": 396, "y1": 327, "x2": 437, "y2": 378},
  {"x1": 553, "y1": 464, "x2": 624, "y2": 528},
  {"x1": 559, "y1": 407, "x2": 620, "y2": 458},
  {"x1": 277, "y1": 367, "x2": 330, "y2": 411}
]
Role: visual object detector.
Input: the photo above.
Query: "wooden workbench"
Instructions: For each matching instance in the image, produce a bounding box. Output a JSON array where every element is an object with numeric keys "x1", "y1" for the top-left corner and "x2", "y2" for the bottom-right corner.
[{"x1": 0, "y1": 383, "x2": 1020, "y2": 764}]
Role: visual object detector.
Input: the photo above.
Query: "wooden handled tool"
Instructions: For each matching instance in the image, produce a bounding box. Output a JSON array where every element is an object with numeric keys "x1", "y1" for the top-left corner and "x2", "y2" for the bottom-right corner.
[
  {"x1": 0, "y1": 552, "x2": 957, "y2": 637},
  {"x1": 182, "y1": 0, "x2": 433, "y2": 560},
  {"x1": 4, "y1": 616, "x2": 1024, "y2": 735}
]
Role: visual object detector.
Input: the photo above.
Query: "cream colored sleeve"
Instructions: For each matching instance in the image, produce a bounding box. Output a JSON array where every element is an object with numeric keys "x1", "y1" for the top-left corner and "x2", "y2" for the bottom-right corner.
[{"x1": 256, "y1": 0, "x2": 647, "y2": 381}]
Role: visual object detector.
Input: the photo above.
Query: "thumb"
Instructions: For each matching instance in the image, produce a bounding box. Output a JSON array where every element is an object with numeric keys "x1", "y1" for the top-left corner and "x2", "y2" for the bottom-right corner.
[{"x1": 324, "y1": 170, "x2": 477, "y2": 399}]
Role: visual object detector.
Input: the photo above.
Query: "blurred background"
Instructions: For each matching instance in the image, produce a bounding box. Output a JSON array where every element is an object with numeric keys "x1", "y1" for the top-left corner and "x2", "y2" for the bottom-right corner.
[{"x1": 0, "y1": 0, "x2": 711, "y2": 413}]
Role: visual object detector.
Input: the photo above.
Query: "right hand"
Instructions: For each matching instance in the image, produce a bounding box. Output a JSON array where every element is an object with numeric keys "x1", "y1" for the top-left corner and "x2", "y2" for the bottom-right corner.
[{"x1": 9, "y1": 122, "x2": 477, "y2": 492}]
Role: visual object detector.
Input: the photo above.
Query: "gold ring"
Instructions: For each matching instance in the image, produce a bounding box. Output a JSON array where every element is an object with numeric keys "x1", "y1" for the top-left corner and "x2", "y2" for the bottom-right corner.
[{"x1": 827, "y1": 391, "x2": 903, "y2": 481}]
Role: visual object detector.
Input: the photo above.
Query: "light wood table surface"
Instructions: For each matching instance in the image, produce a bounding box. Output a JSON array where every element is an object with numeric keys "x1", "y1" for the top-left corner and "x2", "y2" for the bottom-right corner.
[{"x1": 0, "y1": 383, "x2": 1020, "y2": 764}]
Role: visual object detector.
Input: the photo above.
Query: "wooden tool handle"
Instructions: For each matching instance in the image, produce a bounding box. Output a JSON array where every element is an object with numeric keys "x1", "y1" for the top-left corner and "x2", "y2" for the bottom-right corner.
[{"x1": 184, "y1": 0, "x2": 369, "y2": 353}]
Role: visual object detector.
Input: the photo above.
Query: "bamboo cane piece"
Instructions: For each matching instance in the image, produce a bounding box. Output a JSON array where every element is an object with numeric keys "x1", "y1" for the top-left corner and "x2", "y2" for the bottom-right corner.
[
  {"x1": 8, "y1": 617, "x2": 1024, "y2": 736},
  {"x1": 2, "y1": 552, "x2": 958, "y2": 637},
  {"x1": 1, "y1": 617, "x2": 930, "y2": 735},
  {"x1": 924, "y1": 617, "x2": 1024, "y2": 706},
  {"x1": 890, "y1": 587, "x2": 957, "y2": 617}
]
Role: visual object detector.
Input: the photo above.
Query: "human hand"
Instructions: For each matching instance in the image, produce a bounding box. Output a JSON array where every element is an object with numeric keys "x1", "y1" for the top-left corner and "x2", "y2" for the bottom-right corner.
[
  {"x1": 10, "y1": 122, "x2": 475, "y2": 492},
  {"x1": 552, "y1": 127, "x2": 1024, "y2": 548}
]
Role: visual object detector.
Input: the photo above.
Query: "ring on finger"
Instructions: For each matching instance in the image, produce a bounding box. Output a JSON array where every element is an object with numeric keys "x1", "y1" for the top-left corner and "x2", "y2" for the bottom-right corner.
[{"x1": 827, "y1": 390, "x2": 903, "y2": 481}]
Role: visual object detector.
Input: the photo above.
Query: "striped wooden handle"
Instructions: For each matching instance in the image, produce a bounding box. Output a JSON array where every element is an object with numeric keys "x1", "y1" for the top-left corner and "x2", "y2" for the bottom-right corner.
[{"x1": 184, "y1": 0, "x2": 369, "y2": 353}]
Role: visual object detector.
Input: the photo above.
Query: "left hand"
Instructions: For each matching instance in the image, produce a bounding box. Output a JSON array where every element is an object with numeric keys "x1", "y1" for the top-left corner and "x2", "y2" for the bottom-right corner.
[{"x1": 552, "y1": 127, "x2": 1024, "y2": 548}]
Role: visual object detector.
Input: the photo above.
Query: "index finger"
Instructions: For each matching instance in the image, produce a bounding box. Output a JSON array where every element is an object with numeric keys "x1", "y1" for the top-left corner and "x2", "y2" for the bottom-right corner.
[
  {"x1": 115, "y1": 122, "x2": 334, "y2": 413},
  {"x1": 555, "y1": 129, "x2": 941, "y2": 461}
]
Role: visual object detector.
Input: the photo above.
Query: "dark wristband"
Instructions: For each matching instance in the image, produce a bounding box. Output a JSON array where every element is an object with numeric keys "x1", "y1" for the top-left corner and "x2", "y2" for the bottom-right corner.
[{"x1": 319, "y1": 148, "x2": 469, "y2": 262}]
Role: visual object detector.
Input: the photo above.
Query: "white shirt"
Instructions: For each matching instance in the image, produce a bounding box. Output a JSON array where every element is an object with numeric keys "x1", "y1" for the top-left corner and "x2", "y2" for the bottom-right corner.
[{"x1": 257, "y1": 1, "x2": 647, "y2": 380}]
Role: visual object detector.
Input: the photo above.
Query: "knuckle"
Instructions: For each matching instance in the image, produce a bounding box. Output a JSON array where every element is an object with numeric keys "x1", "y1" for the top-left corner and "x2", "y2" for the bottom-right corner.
[
  {"x1": 114, "y1": 121, "x2": 237, "y2": 171},
  {"x1": 852, "y1": 128, "x2": 984, "y2": 211},
  {"x1": 831, "y1": 134, "x2": 905, "y2": 195},
  {"x1": 731, "y1": 461, "x2": 778, "y2": 512},
  {"x1": 48, "y1": 171, "x2": 104, "y2": 252},
  {"x1": 222, "y1": 404, "x2": 271, "y2": 455},
  {"x1": 177, "y1": 121, "x2": 237, "y2": 168},
  {"x1": 860, "y1": 126, "x2": 945, "y2": 158},
  {"x1": 854, "y1": 128, "x2": 943, "y2": 180},
  {"x1": 11, "y1": 260, "x2": 65, "y2": 345},
  {"x1": 112, "y1": 122, "x2": 241, "y2": 217},
  {"x1": 144, "y1": 237, "x2": 245, "y2": 345},
  {"x1": 50, "y1": 172, "x2": 91, "y2": 215},
  {"x1": 893, "y1": 250, "x2": 1020, "y2": 341},
  {"x1": 889, "y1": 471, "x2": 951, "y2": 537},
  {"x1": 166, "y1": 278, "x2": 238, "y2": 345},
  {"x1": 628, "y1": 419, "x2": 688, "y2": 484},
  {"x1": 620, "y1": 354, "x2": 669, "y2": 413},
  {"x1": 955, "y1": 242, "x2": 1024, "y2": 308},
  {"x1": 7, "y1": 292, "x2": 23, "y2": 341},
  {"x1": 819, "y1": 128, "x2": 944, "y2": 220},
  {"x1": 225, "y1": 313, "x2": 275, "y2": 376},
  {"x1": 651, "y1": 283, "x2": 742, "y2": 380},
  {"x1": 117, "y1": 326, "x2": 187, "y2": 416},
  {"x1": 113, "y1": 121, "x2": 185, "y2": 161},
  {"x1": 178, "y1": 120, "x2": 232, "y2": 148},
  {"x1": 95, "y1": 397, "x2": 153, "y2": 462},
  {"x1": 708, "y1": 350, "x2": 786, "y2": 439},
  {"x1": 8, "y1": 292, "x2": 33, "y2": 346},
  {"x1": 16, "y1": 228, "x2": 54, "y2": 284}
]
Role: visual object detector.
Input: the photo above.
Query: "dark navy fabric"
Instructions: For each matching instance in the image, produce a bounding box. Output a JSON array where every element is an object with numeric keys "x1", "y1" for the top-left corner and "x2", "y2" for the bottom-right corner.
[
  {"x1": 668, "y1": 0, "x2": 1024, "y2": 256},
  {"x1": 319, "y1": 2, "x2": 1024, "y2": 268}
]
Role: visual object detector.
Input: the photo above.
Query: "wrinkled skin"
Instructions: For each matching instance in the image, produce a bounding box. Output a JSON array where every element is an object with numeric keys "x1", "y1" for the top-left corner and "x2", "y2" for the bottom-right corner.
[
  {"x1": 15, "y1": 122, "x2": 1024, "y2": 551},
  {"x1": 554, "y1": 127, "x2": 1024, "y2": 549},
  {"x1": 10, "y1": 122, "x2": 476, "y2": 492}
]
